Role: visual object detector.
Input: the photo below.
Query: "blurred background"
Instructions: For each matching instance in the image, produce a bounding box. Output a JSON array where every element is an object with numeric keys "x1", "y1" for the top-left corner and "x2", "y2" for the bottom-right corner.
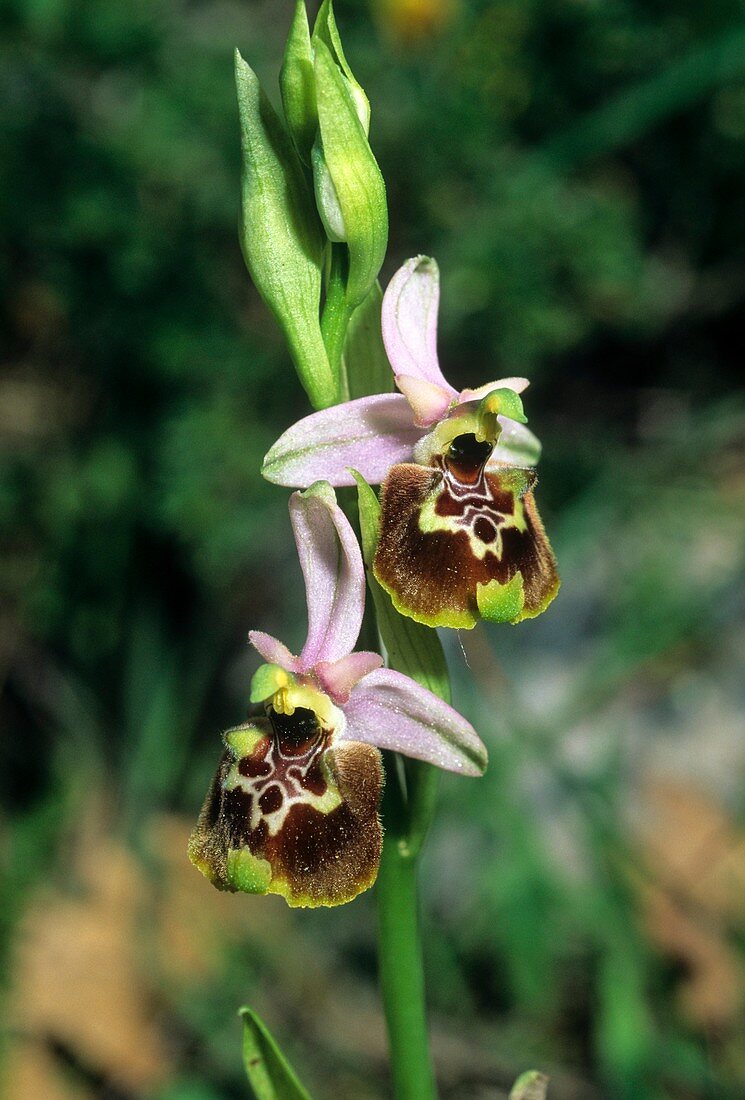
[{"x1": 1, "y1": 0, "x2": 744, "y2": 1097}]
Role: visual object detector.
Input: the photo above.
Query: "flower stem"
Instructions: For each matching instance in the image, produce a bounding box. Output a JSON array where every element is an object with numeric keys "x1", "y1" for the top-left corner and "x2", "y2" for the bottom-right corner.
[
  {"x1": 402, "y1": 760, "x2": 440, "y2": 860},
  {"x1": 377, "y1": 757, "x2": 438, "y2": 1100}
]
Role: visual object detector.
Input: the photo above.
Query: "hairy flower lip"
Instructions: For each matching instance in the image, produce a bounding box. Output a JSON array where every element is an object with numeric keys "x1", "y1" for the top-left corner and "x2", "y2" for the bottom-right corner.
[{"x1": 372, "y1": 461, "x2": 559, "y2": 629}]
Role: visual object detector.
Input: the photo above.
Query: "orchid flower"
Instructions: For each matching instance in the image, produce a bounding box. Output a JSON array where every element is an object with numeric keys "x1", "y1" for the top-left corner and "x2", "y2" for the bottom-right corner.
[
  {"x1": 263, "y1": 256, "x2": 560, "y2": 629},
  {"x1": 188, "y1": 481, "x2": 486, "y2": 908}
]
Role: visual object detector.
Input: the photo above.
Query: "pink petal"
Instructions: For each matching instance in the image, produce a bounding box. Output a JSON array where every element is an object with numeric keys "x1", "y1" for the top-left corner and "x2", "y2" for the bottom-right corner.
[
  {"x1": 290, "y1": 483, "x2": 366, "y2": 670},
  {"x1": 315, "y1": 651, "x2": 383, "y2": 704},
  {"x1": 459, "y1": 377, "x2": 530, "y2": 402},
  {"x1": 395, "y1": 375, "x2": 453, "y2": 428},
  {"x1": 382, "y1": 256, "x2": 458, "y2": 396},
  {"x1": 262, "y1": 394, "x2": 424, "y2": 488},
  {"x1": 248, "y1": 631, "x2": 299, "y2": 672},
  {"x1": 342, "y1": 668, "x2": 487, "y2": 776}
]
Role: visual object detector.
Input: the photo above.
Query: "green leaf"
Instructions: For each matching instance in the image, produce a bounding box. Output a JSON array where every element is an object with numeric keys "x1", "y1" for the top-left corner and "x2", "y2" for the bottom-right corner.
[
  {"x1": 235, "y1": 51, "x2": 337, "y2": 410},
  {"x1": 280, "y1": 2, "x2": 317, "y2": 164},
  {"x1": 240, "y1": 1007, "x2": 312, "y2": 1100},
  {"x1": 313, "y1": 40, "x2": 387, "y2": 309},
  {"x1": 509, "y1": 1072, "x2": 549, "y2": 1100},
  {"x1": 344, "y1": 282, "x2": 394, "y2": 399},
  {"x1": 353, "y1": 472, "x2": 450, "y2": 704}
]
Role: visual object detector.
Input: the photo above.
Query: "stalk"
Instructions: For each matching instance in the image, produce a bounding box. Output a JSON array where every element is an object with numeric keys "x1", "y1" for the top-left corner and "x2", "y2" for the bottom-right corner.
[
  {"x1": 377, "y1": 758, "x2": 438, "y2": 1100},
  {"x1": 327, "y1": 240, "x2": 440, "y2": 1100}
]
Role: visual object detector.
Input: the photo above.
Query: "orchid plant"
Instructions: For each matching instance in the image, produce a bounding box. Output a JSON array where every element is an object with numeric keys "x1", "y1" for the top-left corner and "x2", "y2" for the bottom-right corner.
[{"x1": 190, "y1": 3, "x2": 558, "y2": 1097}]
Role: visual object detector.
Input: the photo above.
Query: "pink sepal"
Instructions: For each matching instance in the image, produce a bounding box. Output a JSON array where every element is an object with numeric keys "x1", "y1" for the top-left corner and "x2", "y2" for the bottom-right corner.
[
  {"x1": 291, "y1": 484, "x2": 366, "y2": 670},
  {"x1": 382, "y1": 257, "x2": 458, "y2": 397},
  {"x1": 342, "y1": 668, "x2": 487, "y2": 776},
  {"x1": 263, "y1": 394, "x2": 424, "y2": 488}
]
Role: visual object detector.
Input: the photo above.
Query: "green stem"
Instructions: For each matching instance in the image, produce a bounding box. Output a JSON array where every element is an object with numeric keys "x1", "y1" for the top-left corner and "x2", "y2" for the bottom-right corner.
[
  {"x1": 320, "y1": 243, "x2": 354, "y2": 398},
  {"x1": 346, "y1": 376, "x2": 445, "y2": 1098},
  {"x1": 402, "y1": 760, "x2": 440, "y2": 860},
  {"x1": 377, "y1": 757, "x2": 438, "y2": 1100}
]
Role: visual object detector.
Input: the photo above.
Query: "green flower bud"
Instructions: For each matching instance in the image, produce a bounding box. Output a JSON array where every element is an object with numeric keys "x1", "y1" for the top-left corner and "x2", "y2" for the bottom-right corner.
[
  {"x1": 279, "y1": 1, "x2": 317, "y2": 165},
  {"x1": 235, "y1": 50, "x2": 337, "y2": 409},
  {"x1": 312, "y1": 38, "x2": 388, "y2": 309},
  {"x1": 310, "y1": 46, "x2": 373, "y2": 247},
  {"x1": 312, "y1": 0, "x2": 371, "y2": 132}
]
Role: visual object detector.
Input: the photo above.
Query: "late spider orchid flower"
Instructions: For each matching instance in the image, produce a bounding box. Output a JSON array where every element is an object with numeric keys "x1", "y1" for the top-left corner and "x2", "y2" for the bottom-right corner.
[
  {"x1": 188, "y1": 481, "x2": 486, "y2": 908},
  {"x1": 263, "y1": 256, "x2": 559, "y2": 629}
]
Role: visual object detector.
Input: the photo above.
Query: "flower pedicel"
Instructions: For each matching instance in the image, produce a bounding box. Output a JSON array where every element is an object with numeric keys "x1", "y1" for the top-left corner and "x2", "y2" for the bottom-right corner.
[
  {"x1": 189, "y1": 481, "x2": 486, "y2": 908},
  {"x1": 263, "y1": 256, "x2": 560, "y2": 629}
]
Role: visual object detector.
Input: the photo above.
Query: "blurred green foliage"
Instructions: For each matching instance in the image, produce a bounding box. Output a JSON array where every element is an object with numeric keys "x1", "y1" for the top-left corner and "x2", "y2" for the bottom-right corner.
[{"x1": 1, "y1": 1, "x2": 744, "y2": 1098}]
